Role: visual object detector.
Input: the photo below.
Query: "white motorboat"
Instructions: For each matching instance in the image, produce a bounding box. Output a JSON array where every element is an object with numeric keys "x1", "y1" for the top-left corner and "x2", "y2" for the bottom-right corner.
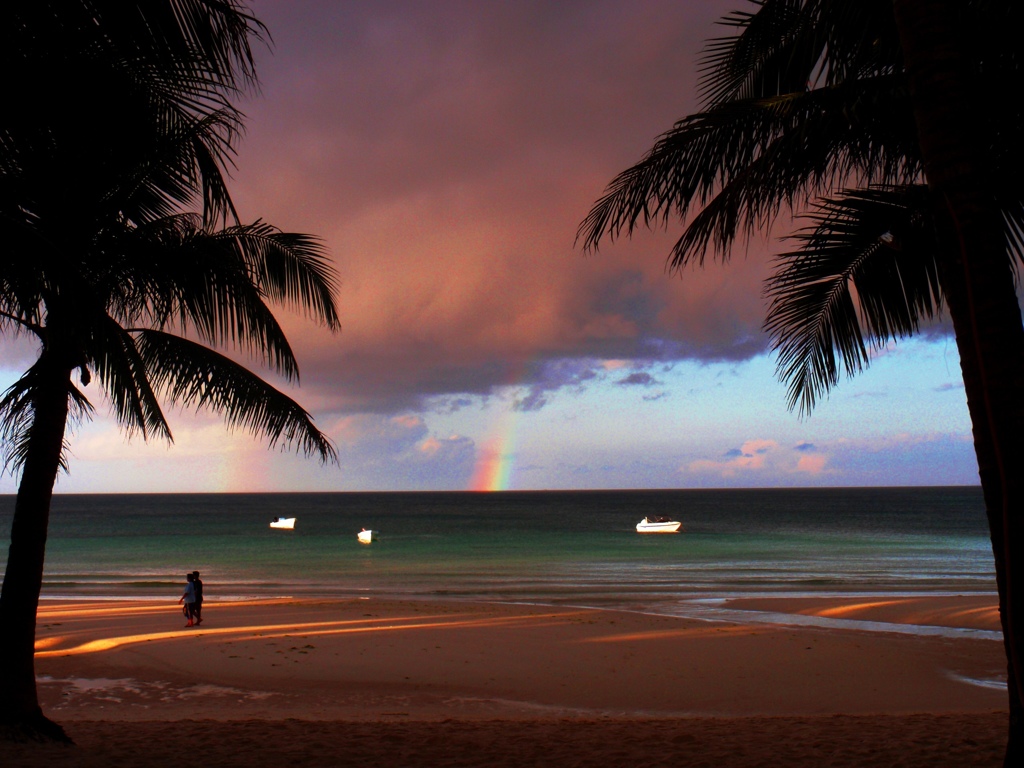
[
  {"x1": 270, "y1": 516, "x2": 296, "y2": 530},
  {"x1": 357, "y1": 528, "x2": 373, "y2": 544},
  {"x1": 636, "y1": 516, "x2": 682, "y2": 534}
]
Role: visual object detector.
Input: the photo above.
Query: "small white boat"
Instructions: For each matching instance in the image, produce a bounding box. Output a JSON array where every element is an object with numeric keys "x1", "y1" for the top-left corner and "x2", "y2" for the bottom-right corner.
[
  {"x1": 270, "y1": 516, "x2": 296, "y2": 530},
  {"x1": 636, "y1": 516, "x2": 682, "y2": 534},
  {"x1": 357, "y1": 528, "x2": 373, "y2": 544}
]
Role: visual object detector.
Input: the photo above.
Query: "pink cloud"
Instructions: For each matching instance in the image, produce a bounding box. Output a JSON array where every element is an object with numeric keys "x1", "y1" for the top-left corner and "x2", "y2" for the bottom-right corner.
[
  {"x1": 795, "y1": 454, "x2": 828, "y2": 474},
  {"x1": 687, "y1": 439, "x2": 833, "y2": 479},
  {"x1": 225, "y1": 1, "x2": 771, "y2": 414}
]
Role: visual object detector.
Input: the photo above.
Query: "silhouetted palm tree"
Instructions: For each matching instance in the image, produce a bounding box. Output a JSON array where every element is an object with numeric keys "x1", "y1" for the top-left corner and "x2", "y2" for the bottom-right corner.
[
  {"x1": 579, "y1": 0, "x2": 1024, "y2": 761},
  {"x1": 1, "y1": 2, "x2": 339, "y2": 739}
]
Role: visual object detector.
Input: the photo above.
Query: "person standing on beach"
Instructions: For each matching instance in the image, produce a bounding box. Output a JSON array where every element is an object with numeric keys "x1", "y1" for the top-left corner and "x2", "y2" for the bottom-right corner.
[
  {"x1": 178, "y1": 572, "x2": 196, "y2": 627},
  {"x1": 192, "y1": 571, "x2": 204, "y2": 625}
]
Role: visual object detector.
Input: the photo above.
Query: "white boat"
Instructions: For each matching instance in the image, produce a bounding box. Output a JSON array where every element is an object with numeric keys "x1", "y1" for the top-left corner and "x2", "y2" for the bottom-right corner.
[
  {"x1": 636, "y1": 516, "x2": 682, "y2": 534},
  {"x1": 270, "y1": 516, "x2": 296, "y2": 530},
  {"x1": 357, "y1": 528, "x2": 373, "y2": 544}
]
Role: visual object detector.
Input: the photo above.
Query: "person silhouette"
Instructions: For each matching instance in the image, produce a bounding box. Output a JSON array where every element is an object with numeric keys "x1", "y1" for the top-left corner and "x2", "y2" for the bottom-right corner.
[
  {"x1": 192, "y1": 570, "x2": 204, "y2": 625},
  {"x1": 178, "y1": 572, "x2": 196, "y2": 627}
]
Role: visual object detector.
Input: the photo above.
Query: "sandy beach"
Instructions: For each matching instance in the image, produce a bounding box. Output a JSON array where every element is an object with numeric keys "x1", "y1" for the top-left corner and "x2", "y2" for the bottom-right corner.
[{"x1": 1, "y1": 595, "x2": 1009, "y2": 766}]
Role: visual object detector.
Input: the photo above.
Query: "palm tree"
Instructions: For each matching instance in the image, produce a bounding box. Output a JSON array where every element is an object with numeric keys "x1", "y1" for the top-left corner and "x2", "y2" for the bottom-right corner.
[
  {"x1": 1, "y1": 2, "x2": 339, "y2": 739},
  {"x1": 579, "y1": 0, "x2": 1024, "y2": 761}
]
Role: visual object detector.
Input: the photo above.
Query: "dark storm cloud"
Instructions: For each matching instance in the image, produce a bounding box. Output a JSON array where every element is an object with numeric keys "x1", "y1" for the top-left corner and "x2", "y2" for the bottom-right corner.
[{"x1": 617, "y1": 372, "x2": 659, "y2": 387}]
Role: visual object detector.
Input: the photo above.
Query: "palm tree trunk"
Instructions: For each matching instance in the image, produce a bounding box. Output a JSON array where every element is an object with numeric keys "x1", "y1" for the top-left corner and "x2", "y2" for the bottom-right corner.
[
  {"x1": 893, "y1": 0, "x2": 1024, "y2": 762},
  {"x1": 0, "y1": 352, "x2": 73, "y2": 742}
]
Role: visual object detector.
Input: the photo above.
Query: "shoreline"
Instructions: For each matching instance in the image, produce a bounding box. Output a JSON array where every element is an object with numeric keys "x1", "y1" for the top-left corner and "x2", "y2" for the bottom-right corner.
[{"x1": 34, "y1": 590, "x2": 1004, "y2": 647}]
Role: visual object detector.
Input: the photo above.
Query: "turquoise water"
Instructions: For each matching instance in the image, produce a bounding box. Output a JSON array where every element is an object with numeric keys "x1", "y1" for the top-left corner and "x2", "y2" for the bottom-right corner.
[{"x1": 0, "y1": 488, "x2": 995, "y2": 613}]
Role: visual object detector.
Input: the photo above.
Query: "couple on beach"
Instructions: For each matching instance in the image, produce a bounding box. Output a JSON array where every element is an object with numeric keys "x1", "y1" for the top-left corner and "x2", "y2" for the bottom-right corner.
[{"x1": 178, "y1": 571, "x2": 204, "y2": 627}]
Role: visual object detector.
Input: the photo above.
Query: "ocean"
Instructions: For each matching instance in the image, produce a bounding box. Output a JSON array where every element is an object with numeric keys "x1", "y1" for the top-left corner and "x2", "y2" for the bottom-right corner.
[{"x1": 0, "y1": 488, "x2": 995, "y2": 623}]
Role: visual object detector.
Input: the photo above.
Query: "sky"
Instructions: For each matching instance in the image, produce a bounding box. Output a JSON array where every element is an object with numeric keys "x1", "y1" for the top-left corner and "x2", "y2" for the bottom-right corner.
[{"x1": 0, "y1": 0, "x2": 980, "y2": 493}]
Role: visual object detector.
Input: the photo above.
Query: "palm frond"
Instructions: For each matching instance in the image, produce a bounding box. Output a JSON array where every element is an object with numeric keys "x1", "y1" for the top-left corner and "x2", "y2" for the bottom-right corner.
[
  {"x1": 700, "y1": 1, "x2": 820, "y2": 107},
  {"x1": 88, "y1": 316, "x2": 173, "y2": 441},
  {"x1": 61, "y1": 0, "x2": 265, "y2": 99},
  {"x1": 765, "y1": 185, "x2": 940, "y2": 414},
  {"x1": 0, "y1": 376, "x2": 37, "y2": 475},
  {"x1": 135, "y1": 330, "x2": 337, "y2": 463},
  {"x1": 0, "y1": 202, "x2": 54, "y2": 333},
  {"x1": 110, "y1": 108, "x2": 242, "y2": 227},
  {"x1": 216, "y1": 222, "x2": 341, "y2": 330},
  {"x1": 700, "y1": 1, "x2": 902, "y2": 106},
  {"x1": 106, "y1": 215, "x2": 302, "y2": 380},
  {"x1": 579, "y1": 75, "x2": 919, "y2": 266},
  {"x1": 143, "y1": 0, "x2": 266, "y2": 91},
  {"x1": 1005, "y1": 205, "x2": 1024, "y2": 270},
  {"x1": 0, "y1": 363, "x2": 94, "y2": 476}
]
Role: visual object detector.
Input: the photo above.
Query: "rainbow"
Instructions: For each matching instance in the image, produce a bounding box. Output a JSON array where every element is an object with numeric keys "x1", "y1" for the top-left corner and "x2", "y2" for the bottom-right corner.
[
  {"x1": 468, "y1": 359, "x2": 535, "y2": 492},
  {"x1": 468, "y1": 401, "x2": 520, "y2": 492}
]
